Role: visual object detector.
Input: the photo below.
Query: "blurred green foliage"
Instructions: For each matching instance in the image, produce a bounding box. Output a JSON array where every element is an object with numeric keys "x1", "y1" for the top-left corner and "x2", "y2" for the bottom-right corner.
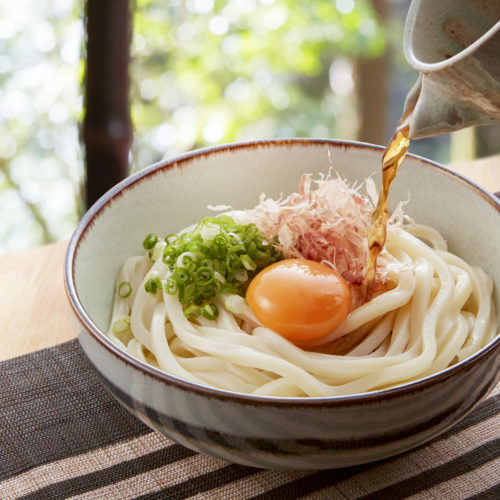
[
  {"x1": 0, "y1": 0, "x2": 83, "y2": 252},
  {"x1": 130, "y1": 0, "x2": 385, "y2": 169},
  {"x1": 0, "y1": 0, "x2": 385, "y2": 252}
]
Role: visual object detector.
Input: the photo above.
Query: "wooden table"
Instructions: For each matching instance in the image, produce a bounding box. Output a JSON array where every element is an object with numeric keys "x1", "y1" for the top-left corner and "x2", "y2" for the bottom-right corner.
[
  {"x1": 1, "y1": 155, "x2": 499, "y2": 361},
  {"x1": 0, "y1": 240, "x2": 75, "y2": 360}
]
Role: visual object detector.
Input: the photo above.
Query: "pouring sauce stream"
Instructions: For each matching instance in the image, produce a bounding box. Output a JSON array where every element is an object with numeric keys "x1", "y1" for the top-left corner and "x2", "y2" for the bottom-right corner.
[{"x1": 364, "y1": 102, "x2": 415, "y2": 300}]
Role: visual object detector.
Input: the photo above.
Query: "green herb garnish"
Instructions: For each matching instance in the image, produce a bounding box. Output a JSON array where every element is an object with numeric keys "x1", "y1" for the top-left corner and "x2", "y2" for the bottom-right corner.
[
  {"x1": 143, "y1": 233, "x2": 159, "y2": 251},
  {"x1": 144, "y1": 276, "x2": 162, "y2": 294},
  {"x1": 118, "y1": 281, "x2": 132, "y2": 298},
  {"x1": 112, "y1": 316, "x2": 130, "y2": 334},
  {"x1": 157, "y1": 215, "x2": 281, "y2": 319}
]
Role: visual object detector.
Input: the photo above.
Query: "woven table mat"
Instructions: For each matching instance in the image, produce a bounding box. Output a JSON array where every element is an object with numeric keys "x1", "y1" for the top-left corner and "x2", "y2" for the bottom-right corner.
[{"x1": 1, "y1": 340, "x2": 498, "y2": 499}]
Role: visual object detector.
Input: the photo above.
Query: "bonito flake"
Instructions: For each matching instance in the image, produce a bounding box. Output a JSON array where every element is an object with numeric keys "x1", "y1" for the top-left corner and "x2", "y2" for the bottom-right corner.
[{"x1": 233, "y1": 173, "x2": 406, "y2": 306}]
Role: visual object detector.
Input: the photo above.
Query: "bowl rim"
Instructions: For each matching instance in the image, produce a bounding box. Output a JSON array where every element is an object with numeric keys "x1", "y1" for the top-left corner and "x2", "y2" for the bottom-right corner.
[{"x1": 64, "y1": 138, "x2": 500, "y2": 407}]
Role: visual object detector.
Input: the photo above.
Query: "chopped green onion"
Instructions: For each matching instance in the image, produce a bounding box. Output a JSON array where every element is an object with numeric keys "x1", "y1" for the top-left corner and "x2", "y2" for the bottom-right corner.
[
  {"x1": 231, "y1": 243, "x2": 246, "y2": 254},
  {"x1": 118, "y1": 281, "x2": 132, "y2": 298},
  {"x1": 199, "y1": 259, "x2": 214, "y2": 269},
  {"x1": 176, "y1": 251, "x2": 196, "y2": 268},
  {"x1": 144, "y1": 215, "x2": 282, "y2": 319},
  {"x1": 143, "y1": 233, "x2": 159, "y2": 250},
  {"x1": 144, "y1": 276, "x2": 162, "y2": 294},
  {"x1": 112, "y1": 316, "x2": 130, "y2": 334},
  {"x1": 151, "y1": 240, "x2": 166, "y2": 261},
  {"x1": 164, "y1": 276, "x2": 178, "y2": 295},
  {"x1": 164, "y1": 233, "x2": 178, "y2": 244},
  {"x1": 240, "y1": 254, "x2": 256, "y2": 271},
  {"x1": 180, "y1": 283, "x2": 196, "y2": 303},
  {"x1": 195, "y1": 266, "x2": 214, "y2": 286},
  {"x1": 223, "y1": 294, "x2": 260, "y2": 324},
  {"x1": 213, "y1": 234, "x2": 227, "y2": 247},
  {"x1": 174, "y1": 268, "x2": 189, "y2": 284},
  {"x1": 201, "y1": 303, "x2": 219, "y2": 320},
  {"x1": 234, "y1": 268, "x2": 248, "y2": 283},
  {"x1": 199, "y1": 284, "x2": 217, "y2": 297},
  {"x1": 183, "y1": 305, "x2": 200, "y2": 318}
]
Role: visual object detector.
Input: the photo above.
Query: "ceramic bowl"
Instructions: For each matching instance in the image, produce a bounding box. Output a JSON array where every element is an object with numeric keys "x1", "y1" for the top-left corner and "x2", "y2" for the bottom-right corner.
[{"x1": 64, "y1": 139, "x2": 500, "y2": 470}]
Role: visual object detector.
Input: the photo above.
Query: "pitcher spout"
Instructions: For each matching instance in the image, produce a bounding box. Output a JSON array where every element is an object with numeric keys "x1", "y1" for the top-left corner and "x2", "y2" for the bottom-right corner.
[
  {"x1": 402, "y1": 0, "x2": 500, "y2": 140},
  {"x1": 405, "y1": 75, "x2": 499, "y2": 140}
]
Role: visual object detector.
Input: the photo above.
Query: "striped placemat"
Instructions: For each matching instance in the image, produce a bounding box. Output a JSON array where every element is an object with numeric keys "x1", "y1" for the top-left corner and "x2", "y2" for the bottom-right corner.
[{"x1": 0, "y1": 340, "x2": 498, "y2": 499}]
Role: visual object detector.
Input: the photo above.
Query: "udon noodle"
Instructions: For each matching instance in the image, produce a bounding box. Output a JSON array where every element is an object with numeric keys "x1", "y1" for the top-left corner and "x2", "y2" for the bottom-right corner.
[{"x1": 107, "y1": 175, "x2": 497, "y2": 397}]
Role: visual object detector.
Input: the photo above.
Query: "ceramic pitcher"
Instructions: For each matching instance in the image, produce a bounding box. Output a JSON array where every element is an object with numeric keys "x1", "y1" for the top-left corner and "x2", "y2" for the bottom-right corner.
[{"x1": 402, "y1": 0, "x2": 500, "y2": 139}]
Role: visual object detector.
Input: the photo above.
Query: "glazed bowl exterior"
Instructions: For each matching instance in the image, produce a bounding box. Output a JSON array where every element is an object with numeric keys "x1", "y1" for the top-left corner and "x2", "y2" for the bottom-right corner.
[{"x1": 65, "y1": 139, "x2": 500, "y2": 470}]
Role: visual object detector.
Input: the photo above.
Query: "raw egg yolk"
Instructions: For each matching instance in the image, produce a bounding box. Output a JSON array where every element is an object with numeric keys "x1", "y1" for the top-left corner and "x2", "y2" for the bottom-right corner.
[{"x1": 246, "y1": 259, "x2": 350, "y2": 343}]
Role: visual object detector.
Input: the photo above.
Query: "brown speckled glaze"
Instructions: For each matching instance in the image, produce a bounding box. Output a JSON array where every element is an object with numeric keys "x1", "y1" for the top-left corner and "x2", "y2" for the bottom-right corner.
[
  {"x1": 65, "y1": 139, "x2": 500, "y2": 469},
  {"x1": 403, "y1": 0, "x2": 500, "y2": 138}
]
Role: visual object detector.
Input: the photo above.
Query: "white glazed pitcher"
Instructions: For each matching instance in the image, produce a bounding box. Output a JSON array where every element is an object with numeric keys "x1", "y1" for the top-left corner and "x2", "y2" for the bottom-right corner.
[{"x1": 403, "y1": 0, "x2": 500, "y2": 139}]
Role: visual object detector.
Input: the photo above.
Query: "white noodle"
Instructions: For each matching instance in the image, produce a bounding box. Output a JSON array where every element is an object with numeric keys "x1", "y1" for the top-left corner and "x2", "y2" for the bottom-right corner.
[{"x1": 107, "y1": 225, "x2": 498, "y2": 397}]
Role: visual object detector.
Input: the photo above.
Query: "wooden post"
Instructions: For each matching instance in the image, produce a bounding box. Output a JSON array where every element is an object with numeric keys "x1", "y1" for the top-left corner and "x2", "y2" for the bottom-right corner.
[
  {"x1": 356, "y1": 0, "x2": 389, "y2": 146},
  {"x1": 82, "y1": 0, "x2": 133, "y2": 208}
]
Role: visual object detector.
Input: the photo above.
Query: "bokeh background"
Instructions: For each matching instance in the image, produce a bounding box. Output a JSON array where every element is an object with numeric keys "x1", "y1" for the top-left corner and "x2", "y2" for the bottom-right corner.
[{"x1": 1, "y1": 0, "x2": 498, "y2": 253}]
